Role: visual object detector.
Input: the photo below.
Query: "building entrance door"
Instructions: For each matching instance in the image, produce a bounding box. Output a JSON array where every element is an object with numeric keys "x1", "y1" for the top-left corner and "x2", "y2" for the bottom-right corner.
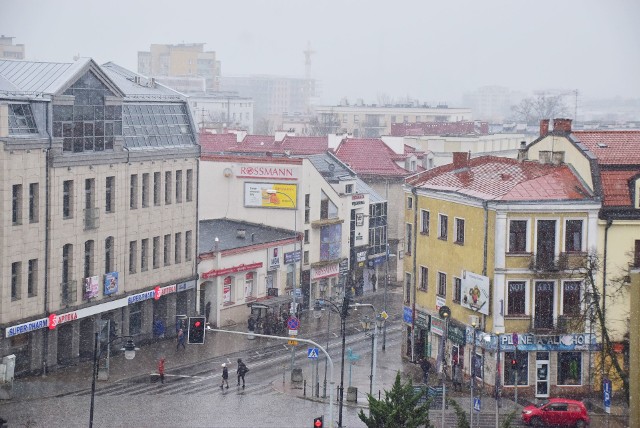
[{"x1": 536, "y1": 353, "x2": 550, "y2": 398}]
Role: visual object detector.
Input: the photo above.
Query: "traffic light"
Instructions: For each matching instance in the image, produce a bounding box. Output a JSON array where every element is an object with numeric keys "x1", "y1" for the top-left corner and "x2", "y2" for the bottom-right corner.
[
  {"x1": 313, "y1": 416, "x2": 323, "y2": 428},
  {"x1": 188, "y1": 316, "x2": 206, "y2": 344},
  {"x1": 511, "y1": 358, "x2": 517, "y2": 369}
]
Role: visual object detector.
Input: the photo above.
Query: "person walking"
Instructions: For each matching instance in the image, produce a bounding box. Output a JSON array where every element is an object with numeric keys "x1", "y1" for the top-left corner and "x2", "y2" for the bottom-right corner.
[
  {"x1": 220, "y1": 363, "x2": 229, "y2": 389},
  {"x1": 453, "y1": 362, "x2": 463, "y2": 392},
  {"x1": 237, "y1": 358, "x2": 249, "y2": 389},
  {"x1": 158, "y1": 357, "x2": 165, "y2": 384},
  {"x1": 419, "y1": 358, "x2": 431, "y2": 385},
  {"x1": 176, "y1": 328, "x2": 186, "y2": 350}
]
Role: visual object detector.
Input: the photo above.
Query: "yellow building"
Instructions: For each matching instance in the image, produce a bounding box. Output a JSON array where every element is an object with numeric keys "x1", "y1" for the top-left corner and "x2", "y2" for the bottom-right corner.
[{"x1": 404, "y1": 150, "x2": 601, "y2": 400}]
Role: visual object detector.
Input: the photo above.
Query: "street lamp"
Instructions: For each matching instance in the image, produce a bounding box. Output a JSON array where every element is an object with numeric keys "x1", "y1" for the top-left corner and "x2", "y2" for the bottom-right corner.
[
  {"x1": 484, "y1": 332, "x2": 501, "y2": 428},
  {"x1": 437, "y1": 305, "x2": 451, "y2": 428},
  {"x1": 470, "y1": 320, "x2": 478, "y2": 426},
  {"x1": 360, "y1": 313, "x2": 385, "y2": 397},
  {"x1": 314, "y1": 294, "x2": 351, "y2": 428},
  {"x1": 89, "y1": 332, "x2": 138, "y2": 428}
]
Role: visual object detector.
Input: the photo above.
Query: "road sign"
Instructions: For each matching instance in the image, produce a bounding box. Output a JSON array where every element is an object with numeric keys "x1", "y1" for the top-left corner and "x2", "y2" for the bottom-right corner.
[
  {"x1": 288, "y1": 339, "x2": 298, "y2": 346},
  {"x1": 307, "y1": 348, "x2": 319, "y2": 359},
  {"x1": 473, "y1": 397, "x2": 481, "y2": 412},
  {"x1": 603, "y1": 378, "x2": 612, "y2": 414},
  {"x1": 287, "y1": 316, "x2": 300, "y2": 330},
  {"x1": 289, "y1": 329, "x2": 298, "y2": 336},
  {"x1": 380, "y1": 311, "x2": 388, "y2": 320}
]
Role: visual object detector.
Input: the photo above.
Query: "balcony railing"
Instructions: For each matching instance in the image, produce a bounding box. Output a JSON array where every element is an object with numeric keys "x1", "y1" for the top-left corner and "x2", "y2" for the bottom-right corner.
[
  {"x1": 529, "y1": 253, "x2": 568, "y2": 272},
  {"x1": 84, "y1": 207, "x2": 100, "y2": 230},
  {"x1": 61, "y1": 280, "x2": 77, "y2": 305}
]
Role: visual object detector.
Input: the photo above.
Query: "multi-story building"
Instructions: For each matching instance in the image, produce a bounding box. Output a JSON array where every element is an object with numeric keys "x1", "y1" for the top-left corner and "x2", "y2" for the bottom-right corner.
[
  {"x1": 188, "y1": 93, "x2": 254, "y2": 133},
  {"x1": 462, "y1": 86, "x2": 525, "y2": 123},
  {"x1": 198, "y1": 150, "x2": 386, "y2": 326},
  {"x1": 138, "y1": 43, "x2": 220, "y2": 92},
  {"x1": 0, "y1": 58, "x2": 199, "y2": 375},
  {"x1": 0, "y1": 36, "x2": 25, "y2": 60},
  {"x1": 404, "y1": 151, "x2": 601, "y2": 399},
  {"x1": 314, "y1": 102, "x2": 472, "y2": 138}
]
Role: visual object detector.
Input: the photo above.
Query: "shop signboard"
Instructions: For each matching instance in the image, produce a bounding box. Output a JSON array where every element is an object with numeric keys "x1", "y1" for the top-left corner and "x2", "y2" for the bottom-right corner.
[
  {"x1": 415, "y1": 310, "x2": 430, "y2": 330},
  {"x1": 403, "y1": 306, "x2": 413, "y2": 324},
  {"x1": 499, "y1": 333, "x2": 597, "y2": 352},
  {"x1": 447, "y1": 321, "x2": 466, "y2": 346},
  {"x1": 431, "y1": 316, "x2": 444, "y2": 336},
  {"x1": 284, "y1": 249, "x2": 301, "y2": 264}
]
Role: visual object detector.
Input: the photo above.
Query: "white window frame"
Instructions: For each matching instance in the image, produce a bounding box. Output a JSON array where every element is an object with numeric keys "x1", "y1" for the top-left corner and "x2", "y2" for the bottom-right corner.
[
  {"x1": 506, "y1": 279, "x2": 530, "y2": 316},
  {"x1": 454, "y1": 217, "x2": 465, "y2": 244},
  {"x1": 563, "y1": 218, "x2": 586, "y2": 253}
]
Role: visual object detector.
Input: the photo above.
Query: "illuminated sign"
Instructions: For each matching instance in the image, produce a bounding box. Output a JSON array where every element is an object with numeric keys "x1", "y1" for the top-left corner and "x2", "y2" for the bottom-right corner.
[{"x1": 237, "y1": 166, "x2": 296, "y2": 179}]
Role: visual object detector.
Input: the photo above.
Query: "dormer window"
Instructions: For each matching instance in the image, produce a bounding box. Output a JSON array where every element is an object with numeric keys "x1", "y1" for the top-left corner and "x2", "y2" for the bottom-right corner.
[{"x1": 345, "y1": 184, "x2": 353, "y2": 194}]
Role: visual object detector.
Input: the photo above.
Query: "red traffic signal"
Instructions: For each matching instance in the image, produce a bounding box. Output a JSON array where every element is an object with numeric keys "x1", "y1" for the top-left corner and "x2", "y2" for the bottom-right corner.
[
  {"x1": 511, "y1": 358, "x2": 517, "y2": 368},
  {"x1": 188, "y1": 316, "x2": 206, "y2": 344},
  {"x1": 313, "y1": 416, "x2": 323, "y2": 427}
]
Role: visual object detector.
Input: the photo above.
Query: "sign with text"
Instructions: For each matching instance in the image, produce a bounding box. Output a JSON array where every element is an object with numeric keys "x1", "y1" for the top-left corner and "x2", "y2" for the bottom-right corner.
[
  {"x1": 311, "y1": 263, "x2": 339, "y2": 280},
  {"x1": 84, "y1": 275, "x2": 99, "y2": 299},
  {"x1": 244, "y1": 182, "x2": 297, "y2": 209},
  {"x1": 268, "y1": 247, "x2": 280, "y2": 270},
  {"x1": 104, "y1": 272, "x2": 119, "y2": 296},
  {"x1": 284, "y1": 249, "x2": 301, "y2": 264},
  {"x1": 499, "y1": 333, "x2": 597, "y2": 351},
  {"x1": 461, "y1": 270, "x2": 490, "y2": 315}
]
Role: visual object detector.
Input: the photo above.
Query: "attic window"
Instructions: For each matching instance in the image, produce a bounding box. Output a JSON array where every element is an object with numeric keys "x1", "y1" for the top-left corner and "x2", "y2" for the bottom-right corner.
[
  {"x1": 597, "y1": 142, "x2": 608, "y2": 148},
  {"x1": 8, "y1": 104, "x2": 38, "y2": 134},
  {"x1": 345, "y1": 184, "x2": 353, "y2": 194}
]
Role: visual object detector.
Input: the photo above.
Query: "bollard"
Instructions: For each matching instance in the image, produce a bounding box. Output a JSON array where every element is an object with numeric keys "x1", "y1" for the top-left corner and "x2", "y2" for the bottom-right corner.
[
  {"x1": 303, "y1": 380, "x2": 306, "y2": 397},
  {"x1": 282, "y1": 365, "x2": 286, "y2": 385},
  {"x1": 323, "y1": 379, "x2": 327, "y2": 398}
]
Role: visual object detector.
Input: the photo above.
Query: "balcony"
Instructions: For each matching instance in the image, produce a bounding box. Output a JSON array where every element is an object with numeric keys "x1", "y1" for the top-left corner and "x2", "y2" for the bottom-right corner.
[
  {"x1": 556, "y1": 314, "x2": 585, "y2": 333},
  {"x1": 84, "y1": 207, "x2": 100, "y2": 230},
  {"x1": 529, "y1": 253, "x2": 568, "y2": 272},
  {"x1": 61, "y1": 280, "x2": 77, "y2": 305}
]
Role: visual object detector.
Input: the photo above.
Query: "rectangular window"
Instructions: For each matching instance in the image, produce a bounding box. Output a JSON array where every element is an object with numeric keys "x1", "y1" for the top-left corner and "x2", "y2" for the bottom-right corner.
[
  {"x1": 507, "y1": 281, "x2": 526, "y2": 315},
  {"x1": 141, "y1": 238, "x2": 149, "y2": 272},
  {"x1": 320, "y1": 224, "x2": 341, "y2": 261},
  {"x1": 565, "y1": 220, "x2": 583, "y2": 252},
  {"x1": 175, "y1": 170, "x2": 183, "y2": 203},
  {"x1": 142, "y1": 173, "x2": 150, "y2": 208},
  {"x1": 11, "y1": 261, "x2": 21, "y2": 300},
  {"x1": 28, "y1": 259, "x2": 38, "y2": 297},
  {"x1": 405, "y1": 272, "x2": 412, "y2": 304},
  {"x1": 557, "y1": 352, "x2": 582, "y2": 385},
  {"x1": 503, "y1": 351, "x2": 528, "y2": 386},
  {"x1": 153, "y1": 236, "x2": 160, "y2": 268},
  {"x1": 63, "y1": 180, "x2": 74, "y2": 219},
  {"x1": 419, "y1": 266, "x2": 428, "y2": 291},
  {"x1": 437, "y1": 272, "x2": 447, "y2": 297},
  {"x1": 12, "y1": 184, "x2": 22, "y2": 225},
  {"x1": 405, "y1": 223, "x2": 412, "y2": 255},
  {"x1": 635, "y1": 240, "x2": 640, "y2": 268},
  {"x1": 165, "y1": 171, "x2": 172, "y2": 204},
  {"x1": 345, "y1": 184, "x2": 353, "y2": 194},
  {"x1": 153, "y1": 172, "x2": 161, "y2": 206},
  {"x1": 455, "y1": 218, "x2": 465, "y2": 244},
  {"x1": 186, "y1": 169, "x2": 193, "y2": 202},
  {"x1": 420, "y1": 210, "x2": 429, "y2": 234},
  {"x1": 303, "y1": 250, "x2": 309, "y2": 265},
  {"x1": 562, "y1": 281, "x2": 581, "y2": 315},
  {"x1": 174, "y1": 232, "x2": 182, "y2": 264},
  {"x1": 105, "y1": 176, "x2": 115, "y2": 213},
  {"x1": 304, "y1": 194, "x2": 310, "y2": 224},
  {"x1": 84, "y1": 240, "x2": 94, "y2": 278},
  {"x1": 320, "y1": 190, "x2": 337, "y2": 219},
  {"x1": 185, "y1": 230, "x2": 192, "y2": 262},
  {"x1": 104, "y1": 237, "x2": 114, "y2": 274},
  {"x1": 164, "y1": 234, "x2": 171, "y2": 266},
  {"x1": 453, "y1": 277, "x2": 462, "y2": 303},
  {"x1": 407, "y1": 196, "x2": 413, "y2": 210},
  {"x1": 508, "y1": 220, "x2": 527, "y2": 253},
  {"x1": 438, "y1": 214, "x2": 448, "y2": 240},
  {"x1": 304, "y1": 229, "x2": 310, "y2": 244},
  {"x1": 130, "y1": 174, "x2": 138, "y2": 209},
  {"x1": 29, "y1": 183, "x2": 39, "y2": 223},
  {"x1": 129, "y1": 302, "x2": 142, "y2": 335},
  {"x1": 129, "y1": 241, "x2": 137, "y2": 274},
  {"x1": 85, "y1": 178, "x2": 95, "y2": 209}
]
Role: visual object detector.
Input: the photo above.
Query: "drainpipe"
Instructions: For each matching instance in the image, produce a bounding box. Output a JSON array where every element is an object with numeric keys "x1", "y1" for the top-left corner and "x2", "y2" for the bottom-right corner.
[
  {"x1": 43, "y1": 100, "x2": 53, "y2": 376},
  {"x1": 411, "y1": 186, "x2": 418, "y2": 362},
  {"x1": 482, "y1": 201, "x2": 488, "y2": 277}
]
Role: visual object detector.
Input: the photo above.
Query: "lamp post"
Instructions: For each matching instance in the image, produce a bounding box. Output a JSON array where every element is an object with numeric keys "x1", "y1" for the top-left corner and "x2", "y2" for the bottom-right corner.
[
  {"x1": 89, "y1": 332, "x2": 137, "y2": 428},
  {"x1": 354, "y1": 303, "x2": 383, "y2": 397},
  {"x1": 495, "y1": 333, "x2": 501, "y2": 428},
  {"x1": 437, "y1": 306, "x2": 451, "y2": 428},
  {"x1": 470, "y1": 321, "x2": 478, "y2": 426},
  {"x1": 315, "y1": 294, "x2": 351, "y2": 428}
]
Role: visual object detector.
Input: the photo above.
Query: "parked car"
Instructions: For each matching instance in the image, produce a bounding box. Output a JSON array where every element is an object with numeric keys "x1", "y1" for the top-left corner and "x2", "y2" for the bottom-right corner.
[{"x1": 521, "y1": 398, "x2": 590, "y2": 427}]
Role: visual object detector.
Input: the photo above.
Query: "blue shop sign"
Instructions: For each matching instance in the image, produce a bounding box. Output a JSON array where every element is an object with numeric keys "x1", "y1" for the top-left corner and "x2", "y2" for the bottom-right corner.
[
  {"x1": 403, "y1": 306, "x2": 413, "y2": 324},
  {"x1": 367, "y1": 255, "x2": 386, "y2": 267}
]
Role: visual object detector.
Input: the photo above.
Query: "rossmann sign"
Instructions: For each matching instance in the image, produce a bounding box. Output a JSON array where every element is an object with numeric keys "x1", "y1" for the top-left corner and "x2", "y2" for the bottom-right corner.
[{"x1": 236, "y1": 166, "x2": 297, "y2": 179}]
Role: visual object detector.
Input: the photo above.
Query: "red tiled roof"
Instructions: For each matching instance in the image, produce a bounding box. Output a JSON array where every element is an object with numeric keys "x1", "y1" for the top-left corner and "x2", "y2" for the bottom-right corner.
[
  {"x1": 199, "y1": 133, "x2": 239, "y2": 153},
  {"x1": 408, "y1": 156, "x2": 593, "y2": 202},
  {"x1": 600, "y1": 170, "x2": 637, "y2": 206},
  {"x1": 573, "y1": 131, "x2": 640, "y2": 165},
  {"x1": 280, "y1": 136, "x2": 328, "y2": 155},
  {"x1": 333, "y1": 138, "x2": 412, "y2": 177},
  {"x1": 240, "y1": 135, "x2": 276, "y2": 151}
]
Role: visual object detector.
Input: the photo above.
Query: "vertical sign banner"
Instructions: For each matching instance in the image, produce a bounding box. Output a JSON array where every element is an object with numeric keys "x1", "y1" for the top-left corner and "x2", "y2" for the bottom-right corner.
[
  {"x1": 223, "y1": 276, "x2": 231, "y2": 303},
  {"x1": 104, "y1": 272, "x2": 119, "y2": 296},
  {"x1": 603, "y1": 378, "x2": 611, "y2": 414},
  {"x1": 84, "y1": 275, "x2": 99, "y2": 299}
]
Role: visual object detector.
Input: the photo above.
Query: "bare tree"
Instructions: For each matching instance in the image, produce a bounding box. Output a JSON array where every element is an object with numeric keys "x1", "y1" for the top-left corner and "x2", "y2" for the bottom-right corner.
[
  {"x1": 309, "y1": 112, "x2": 340, "y2": 136},
  {"x1": 569, "y1": 251, "x2": 630, "y2": 404},
  {"x1": 510, "y1": 94, "x2": 569, "y2": 124}
]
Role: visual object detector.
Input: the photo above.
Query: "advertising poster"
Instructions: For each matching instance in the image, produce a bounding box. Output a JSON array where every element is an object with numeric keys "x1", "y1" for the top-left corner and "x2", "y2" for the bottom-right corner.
[
  {"x1": 104, "y1": 272, "x2": 119, "y2": 296},
  {"x1": 244, "y1": 182, "x2": 297, "y2": 208},
  {"x1": 84, "y1": 275, "x2": 99, "y2": 299},
  {"x1": 223, "y1": 276, "x2": 231, "y2": 303},
  {"x1": 461, "y1": 270, "x2": 490, "y2": 315}
]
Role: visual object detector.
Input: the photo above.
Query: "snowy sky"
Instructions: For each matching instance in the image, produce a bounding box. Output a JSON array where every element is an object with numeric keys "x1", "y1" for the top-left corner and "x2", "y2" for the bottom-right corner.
[{"x1": 1, "y1": 0, "x2": 638, "y2": 105}]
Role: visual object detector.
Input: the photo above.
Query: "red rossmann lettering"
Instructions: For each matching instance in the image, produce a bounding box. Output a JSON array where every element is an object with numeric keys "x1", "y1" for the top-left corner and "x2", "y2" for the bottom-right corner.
[{"x1": 239, "y1": 167, "x2": 293, "y2": 177}]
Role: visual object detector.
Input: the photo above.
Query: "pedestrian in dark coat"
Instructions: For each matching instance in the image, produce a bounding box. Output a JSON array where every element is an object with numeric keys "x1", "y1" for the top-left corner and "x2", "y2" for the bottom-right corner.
[
  {"x1": 220, "y1": 363, "x2": 229, "y2": 389},
  {"x1": 176, "y1": 328, "x2": 186, "y2": 350},
  {"x1": 237, "y1": 358, "x2": 249, "y2": 388},
  {"x1": 419, "y1": 358, "x2": 431, "y2": 385}
]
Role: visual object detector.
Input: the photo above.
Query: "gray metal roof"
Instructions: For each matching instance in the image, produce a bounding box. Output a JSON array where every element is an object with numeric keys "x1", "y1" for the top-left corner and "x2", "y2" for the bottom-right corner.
[
  {"x1": 356, "y1": 178, "x2": 385, "y2": 203},
  {"x1": 102, "y1": 62, "x2": 185, "y2": 101},
  {"x1": 303, "y1": 152, "x2": 355, "y2": 181},
  {"x1": 0, "y1": 59, "x2": 74, "y2": 94},
  {"x1": 199, "y1": 218, "x2": 296, "y2": 254}
]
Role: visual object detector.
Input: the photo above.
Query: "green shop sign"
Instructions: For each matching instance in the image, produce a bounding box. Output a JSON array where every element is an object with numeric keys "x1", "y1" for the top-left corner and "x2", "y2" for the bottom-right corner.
[
  {"x1": 447, "y1": 322, "x2": 466, "y2": 346},
  {"x1": 415, "y1": 310, "x2": 430, "y2": 330}
]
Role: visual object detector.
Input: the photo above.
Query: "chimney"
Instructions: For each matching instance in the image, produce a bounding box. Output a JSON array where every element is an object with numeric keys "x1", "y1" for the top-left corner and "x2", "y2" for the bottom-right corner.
[
  {"x1": 452, "y1": 152, "x2": 470, "y2": 170},
  {"x1": 539, "y1": 151, "x2": 552, "y2": 164},
  {"x1": 552, "y1": 151, "x2": 565, "y2": 165},
  {"x1": 540, "y1": 119, "x2": 550, "y2": 137},
  {"x1": 236, "y1": 229, "x2": 246, "y2": 239},
  {"x1": 553, "y1": 118, "x2": 572, "y2": 133},
  {"x1": 517, "y1": 141, "x2": 528, "y2": 162}
]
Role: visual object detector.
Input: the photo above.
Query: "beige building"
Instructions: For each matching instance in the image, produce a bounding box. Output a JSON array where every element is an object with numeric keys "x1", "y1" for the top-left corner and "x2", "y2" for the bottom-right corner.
[
  {"x1": 314, "y1": 103, "x2": 472, "y2": 138},
  {"x1": 0, "y1": 58, "x2": 199, "y2": 375},
  {"x1": 0, "y1": 36, "x2": 25, "y2": 60},
  {"x1": 138, "y1": 43, "x2": 221, "y2": 92}
]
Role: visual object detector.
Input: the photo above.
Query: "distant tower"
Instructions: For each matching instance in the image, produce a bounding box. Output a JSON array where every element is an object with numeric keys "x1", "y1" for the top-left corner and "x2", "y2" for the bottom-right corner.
[{"x1": 303, "y1": 41, "x2": 316, "y2": 113}]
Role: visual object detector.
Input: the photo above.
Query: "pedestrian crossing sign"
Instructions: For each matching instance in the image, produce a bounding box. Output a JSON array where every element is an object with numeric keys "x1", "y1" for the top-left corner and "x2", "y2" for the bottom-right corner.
[{"x1": 307, "y1": 348, "x2": 319, "y2": 359}]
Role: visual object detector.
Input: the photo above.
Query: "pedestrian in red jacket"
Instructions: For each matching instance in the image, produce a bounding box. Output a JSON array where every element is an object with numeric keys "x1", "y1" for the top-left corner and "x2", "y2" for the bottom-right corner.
[{"x1": 158, "y1": 357, "x2": 165, "y2": 384}]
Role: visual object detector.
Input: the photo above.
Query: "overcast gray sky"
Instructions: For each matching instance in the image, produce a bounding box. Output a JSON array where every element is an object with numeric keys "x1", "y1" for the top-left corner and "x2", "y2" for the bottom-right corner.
[{"x1": 1, "y1": 0, "x2": 638, "y2": 105}]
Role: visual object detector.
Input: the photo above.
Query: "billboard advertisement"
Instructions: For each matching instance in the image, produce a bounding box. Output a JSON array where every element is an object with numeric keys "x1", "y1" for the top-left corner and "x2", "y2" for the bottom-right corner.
[
  {"x1": 244, "y1": 182, "x2": 297, "y2": 208},
  {"x1": 461, "y1": 270, "x2": 490, "y2": 315},
  {"x1": 104, "y1": 272, "x2": 119, "y2": 296},
  {"x1": 84, "y1": 275, "x2": 99, "y2": 299}
]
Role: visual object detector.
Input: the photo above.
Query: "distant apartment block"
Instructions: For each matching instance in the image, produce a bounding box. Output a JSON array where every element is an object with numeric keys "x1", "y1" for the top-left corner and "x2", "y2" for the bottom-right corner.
[
  {"x1": 138, "y1": 43, "x2": 220, "y2": 92},
  {"x1": 0, "y1": 35, "x2": 25, "y2": 60},
  {"x1": 188, "y1": 93, "x2": 254, "y2": 133}
]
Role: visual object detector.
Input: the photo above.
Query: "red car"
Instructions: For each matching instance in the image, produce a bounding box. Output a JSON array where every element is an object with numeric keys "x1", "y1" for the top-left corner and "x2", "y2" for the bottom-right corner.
[{"x1": 521, "y1": 398, "x2": 590, "y2": 427}]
